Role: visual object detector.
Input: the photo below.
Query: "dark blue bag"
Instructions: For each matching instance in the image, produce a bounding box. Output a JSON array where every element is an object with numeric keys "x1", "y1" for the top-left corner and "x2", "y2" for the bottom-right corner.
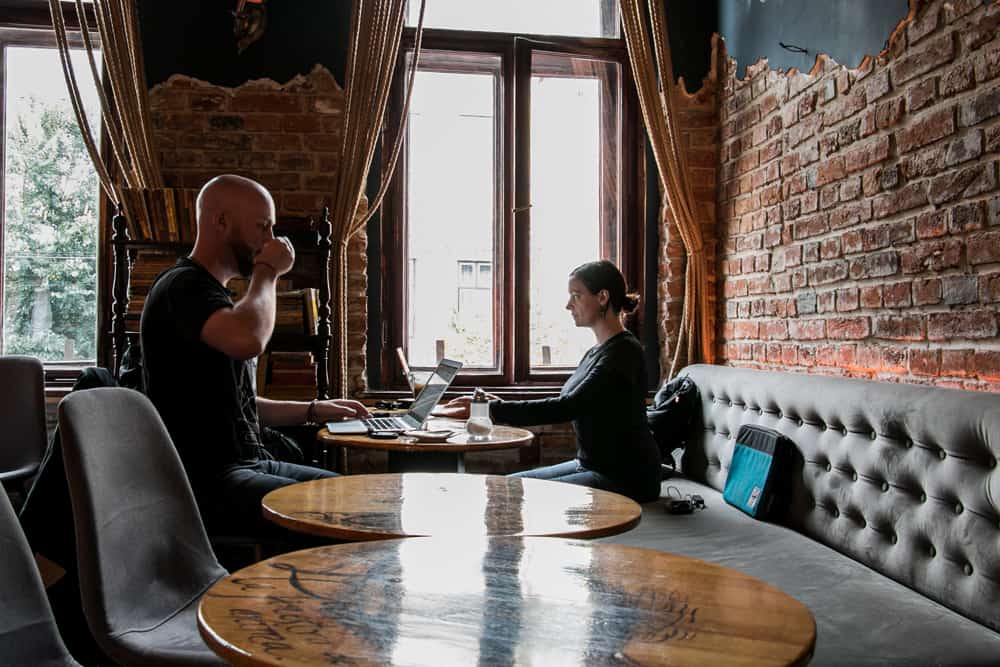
[{"x1": 723, "y1": 425, "x2": 794, "y2": 519}]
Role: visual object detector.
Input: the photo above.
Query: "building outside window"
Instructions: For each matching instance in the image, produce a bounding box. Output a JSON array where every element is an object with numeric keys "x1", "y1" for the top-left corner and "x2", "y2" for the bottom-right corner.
[
  {"x1": 0, "y1": 28, "x2": 101, "y2": 368},
  {"x1": 379, "y1": 0, "x2": 643, "y2": 387}
]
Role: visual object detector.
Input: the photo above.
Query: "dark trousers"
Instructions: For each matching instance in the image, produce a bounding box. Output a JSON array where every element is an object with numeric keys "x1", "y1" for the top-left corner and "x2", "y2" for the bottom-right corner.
[
  {"x1": 203, "y1": 460, "x2": 338, "y2": 539},
  {"x1": 510, "y1": 459, "x2": 661, "y2": 503}
]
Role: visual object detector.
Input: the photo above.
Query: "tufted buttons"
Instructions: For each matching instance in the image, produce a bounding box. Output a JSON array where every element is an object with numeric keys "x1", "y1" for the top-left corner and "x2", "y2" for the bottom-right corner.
[
  {"x1": 841, "y1": 427, "x2": 848, "y2": 436},
  {"x1": 991, "y1": 457, "x2": 998, "y2": 470},
  {"x1": 963, "y1": 563, "x2": 974, "y2": 576},
  {"x1": 707, "y1": 393, "x2": 714, "y2": 401},
  {"x1": 919, "y1": 492, "x2": 927, "y2": 503},
  {"x1": 825, "y1": 462, "x2": 833, "y2": 472},
  {"x1": 905, "y1": 439, "x2": 913, "y2": 449},
  {"x1": 928, "y1": 545, "x2": 936, "y2": 558},
  {"x1": 954, "y1": 503, "x2": 964, "y2": 515},
  {"x1": 938, "y1": 449, "x2": 947, "y2": 461},
  {"x1": 831, "y1": 507, "x2": 840, "y2": 518},
  {"x1": 890, "y1": 533, "x2": 898, "y2": 545},
  {"x1": 820, "y1": 422, "x2": 828, "y2": 431},
  {"x1": 851, "y1": 471, "x2": 859, "y2": 482},
  {"x1": 858, "y1": 517, "x2": 867, "y2": 528},
  {"x1": 869, "y1": 431, "x2": 878, "y2": 441},
  {"x1": 797, "y1": 418, "x2": 804, "y2": 427},
  {"x1": 881, "y1": 481, "x2": 890, "y2": 493}
]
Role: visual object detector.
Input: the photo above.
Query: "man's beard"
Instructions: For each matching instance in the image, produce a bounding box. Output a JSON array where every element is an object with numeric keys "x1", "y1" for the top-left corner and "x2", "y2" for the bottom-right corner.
[{"x1": 234, "y1": 243, "x2": 255, "y2": 277}]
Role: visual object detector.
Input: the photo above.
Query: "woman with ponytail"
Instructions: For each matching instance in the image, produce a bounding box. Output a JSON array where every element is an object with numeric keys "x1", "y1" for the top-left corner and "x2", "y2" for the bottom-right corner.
[{"x1": 445, "y1": 260, "x2": 662, "y2": 503}]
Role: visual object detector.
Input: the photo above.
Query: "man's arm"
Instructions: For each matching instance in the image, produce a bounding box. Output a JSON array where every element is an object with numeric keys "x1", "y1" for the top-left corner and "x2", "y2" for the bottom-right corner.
[
  {"x1": 256, "y1": 396, "x2": 372, "y2": 426},
  {"x1": 201, "y1": 238, "x2": 294, "y2": 360}
]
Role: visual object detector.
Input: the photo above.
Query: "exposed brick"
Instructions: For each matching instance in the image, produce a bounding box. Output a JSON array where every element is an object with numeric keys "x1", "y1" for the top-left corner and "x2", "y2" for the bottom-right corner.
[
  {"x1": 913, "y1": 278, "x2": 943, "y2": 305},
  {"x1": 967, "y1": 230, "x2": 1000, "y2": 264},
  {"x1": 896, "y1": 107, "x2": 956, "y2": 154},
  {"x1": 820, "y1": 236, "x2": 843, "y2": 260},
  {"x1": 906, "y1": 77, "x2": 937, "y2": 112},
  {"x1": 873, "y1": 182, "x2": 930, "y2": 218},
  {"x1": 883, "y1": 281, "x2": 913, "y2": 308},
  {"x1": 761, "y1": 320, "x2": 789, "y2": 340},
  {"x1": 803, "y1": 242, "x2": 820, "y2": 263},
  {"x1": 907, "y1": 5, "x2": 941, "y2": 45},
  {"x1": 816, "y1": 156, "x2": 847, "y2": 185},
  {"x1": 849, "y1": 250, "x2": 899, "y2": 279},
  {"x1": 900, "y1": 239, "x2": 963, "y2": 273},
  {"x1": 734, "y1": 321, "x2": 760, "y2": 339},
  {"x1": 987, "y1": 125, "x2": 1000, "y2": 154},
  {"x1": 793, "y1": 213, "x2": 829, "y2": 240},
  {"x1": 915, "y1": 209, "x2": 949, "y2": 238},
  {"x1": 830, "y1": 201, "x2": 873, "y2": 229},
  {"x1": 973, "y1": 351, "x2": 1000, "y2": 381},
  {"x1": 891, "y1": 33, "x2": 956, "y2": 86},
  {"x1": 230, "y1": 93, "x2": 303, "y2": 113},
  {"x1": 863, "y1": 225, "x2": 890, "y2": 251},
  {"x1": 927, "y1": 163, "x2": 997, "y2": 205},
  {"x1": 809, "y1": 261, "x2": 849, "y2": 285},
  {"x1": 945, "y1": 130, "x2": 984, "y2": 167},
  {"x1": 949, "y1": 201, "x2": 985, "y2": 233},
  {"x1": 927, "y1": 310, "x2": 998, "y2": 340},
  {"x1": 942, "y1": 275, "x2": 979, "y2": 305},
  {"x1": 189, "y1": 92, "x2": 228, "y2": 112},
  {"x1": 989, "y1": 195, "x2": 1000, "y2": 226},
  {"x1": 835, "y1": 287, "x2": 859, "y2": 311},
  {"x1": 874, "y1": 315, "x2": 924, "y2": 340},
  {"x1": 982, "y1": 271, "x2": 1000, "y2": 302},
  {"x1": 789, "y1": 319, "x2": 826, "y2": 340},
  {"x1": 796, "y1": 291, "x2": 818, "y2": 315},
  {"x1": 841, "y1": 229, "x2": 864, "y2": 254},
  {"x1": 879, "y1": 164, "x2": 902, "y2": 190},
  {"x1": 974, "y1": 43, "x2": 1000, "y2": 83},
  {"x1": 902, "y1": 144, "x2": 946, "y2": 178},
  {"x1": 789, "y1": 113, "x2": 823, "y2": 148},
  {"x1": 817, "y1": 290, "x2": 836, "y2": 313},
  {"x1": 844, "y1": 135, "x2": 891, "y2": 173},
  {"x1": 909, "y1": 349, "x2": 941, "y2": 376},
  {"x1": 959, "y1": 86, "x2": 1000, "y2": 127},
  {"x1": 824, "y1": 88, "x2": 867, "y2": 127},
  {"x1": 941, "y1": 62, "x2": 975, "y2": 96},
  {"x1": 828, "y1": 316, "x2": 871, "y2": 339},
  {"x1": 866, "y1": 69, "x2": 892, "y2": 102},
  {"x1": 860, "y1": 285, "x2": 883, "y2": 308},
  {"x1": 941, "y1": 349, "x2": 973, "y2": 376},
  {"x1": 875, "y1": 97, "x2": 906, "y2": 130},
  {"x1": 282, "y1": 114, "x2": 323, "y2": 133}
]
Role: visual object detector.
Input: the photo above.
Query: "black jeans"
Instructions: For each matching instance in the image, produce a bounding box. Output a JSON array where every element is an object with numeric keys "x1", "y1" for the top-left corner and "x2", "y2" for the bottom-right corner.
[
  {"x1": 203, "y1": 459, "x2": 338, "y2": 539},
  {"x1": 510, "y1": 458, "x2": 661, "y2": 503}
]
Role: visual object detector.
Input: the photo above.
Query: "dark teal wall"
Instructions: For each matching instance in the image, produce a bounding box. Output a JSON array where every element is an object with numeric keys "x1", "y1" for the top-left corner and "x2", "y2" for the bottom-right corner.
[{"x1": 718, "y1": 0, "x2": 910, "y2": 78}]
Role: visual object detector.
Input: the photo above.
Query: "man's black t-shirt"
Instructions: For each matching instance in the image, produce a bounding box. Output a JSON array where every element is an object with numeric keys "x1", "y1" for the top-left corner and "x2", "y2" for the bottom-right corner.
[{"x1": 140, "y1": 257, "x2": 269, "y2": 491}]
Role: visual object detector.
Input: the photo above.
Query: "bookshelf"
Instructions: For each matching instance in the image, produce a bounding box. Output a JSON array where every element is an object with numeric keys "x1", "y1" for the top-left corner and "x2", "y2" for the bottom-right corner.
[{"x1": 108, "y1": 202, "x2": 333, "y2": 400}]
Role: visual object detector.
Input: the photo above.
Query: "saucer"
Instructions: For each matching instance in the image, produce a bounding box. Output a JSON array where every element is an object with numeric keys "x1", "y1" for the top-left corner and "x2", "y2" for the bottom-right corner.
[{"x1": 402, "y1": 429, "x2": 454, "y2": 443}]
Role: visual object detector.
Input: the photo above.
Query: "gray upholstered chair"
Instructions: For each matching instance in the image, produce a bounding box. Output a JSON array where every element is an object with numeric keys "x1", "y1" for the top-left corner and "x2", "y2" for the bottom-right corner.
[
  {"x1": 0, "y1": 487, "x2": 80, "y2": 666},
  {"x1": 0, "y1": 355, "x2": 48, "y2": 492},
  {"x1": 58, "y1": 387, "x2": 227, "y2": 666}
]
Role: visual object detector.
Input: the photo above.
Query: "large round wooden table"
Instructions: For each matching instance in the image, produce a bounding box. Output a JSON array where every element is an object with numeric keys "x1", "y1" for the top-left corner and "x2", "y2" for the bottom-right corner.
[
  {"x1": 198, "y1": 537, "x2": 816, "y2": 666},
  {"x1": 318, "y1": 420, "x2": 534, "y2": 472},
  {"x1": 262, "y1": 473, "x2": 642, "y2": 540}
]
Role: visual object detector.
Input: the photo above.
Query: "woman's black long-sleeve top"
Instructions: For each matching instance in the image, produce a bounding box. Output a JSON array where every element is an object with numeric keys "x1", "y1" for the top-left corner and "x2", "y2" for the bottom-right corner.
[{"x1": 490, "y1": 331, "x2": 662, "y2": 500}]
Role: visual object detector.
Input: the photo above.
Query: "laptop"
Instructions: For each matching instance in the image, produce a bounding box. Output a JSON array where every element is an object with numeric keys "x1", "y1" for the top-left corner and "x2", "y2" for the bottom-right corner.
[{"x1": 325, "y1": 358, "x2": 463, "y2": 434}]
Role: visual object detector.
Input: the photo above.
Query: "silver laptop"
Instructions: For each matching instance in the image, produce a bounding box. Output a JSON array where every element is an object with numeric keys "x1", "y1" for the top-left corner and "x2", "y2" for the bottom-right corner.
[{"x1": 326, "y1": 358, "x2": 463, "y2": 434}]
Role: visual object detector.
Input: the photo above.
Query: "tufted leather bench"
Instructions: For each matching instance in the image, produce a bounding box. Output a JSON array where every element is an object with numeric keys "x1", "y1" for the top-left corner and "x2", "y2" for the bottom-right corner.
[{"x1": 603, "y1": 364, "x2": 1000, "y2": 666}]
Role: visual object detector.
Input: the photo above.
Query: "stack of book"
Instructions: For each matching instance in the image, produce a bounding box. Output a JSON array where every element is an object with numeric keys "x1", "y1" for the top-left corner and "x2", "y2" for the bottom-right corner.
[
  {"x1": 256, "y1": 351, "x2": 318, "y2": 400},
  {"x1": 125, "y1": 250, "x2": 179, "y2": 325},
  {"x1": 120, "y1": 188, "x2": 197, "y2": 242}
]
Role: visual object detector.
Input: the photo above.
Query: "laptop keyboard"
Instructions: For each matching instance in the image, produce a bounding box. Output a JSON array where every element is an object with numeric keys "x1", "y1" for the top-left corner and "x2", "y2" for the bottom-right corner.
[{"x1": 363, "y1": 417, "x2": 406, "y2": 431}]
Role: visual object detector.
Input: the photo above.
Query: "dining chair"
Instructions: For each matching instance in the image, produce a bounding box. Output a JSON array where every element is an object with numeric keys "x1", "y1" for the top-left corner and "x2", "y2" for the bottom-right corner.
[
  {"x1": 58, "y1": 387, "x2": 227, "y2": 666},
  {"x1": 0, "y1": 355, "x2": 48, "y2": 501},
  {"x1": 0, "y1": 487, "x2": 81, "y2": 666}
]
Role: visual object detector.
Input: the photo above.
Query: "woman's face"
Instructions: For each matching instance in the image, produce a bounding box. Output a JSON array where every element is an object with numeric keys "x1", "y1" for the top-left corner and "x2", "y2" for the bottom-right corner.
[{"x1": 565, "y1": 276, "x2": 607, "y2": 327}]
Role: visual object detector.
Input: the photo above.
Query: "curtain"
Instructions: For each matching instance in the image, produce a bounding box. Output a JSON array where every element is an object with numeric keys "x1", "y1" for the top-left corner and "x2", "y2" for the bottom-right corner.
[
  {"x1": 328, "y1": 0, "x2": 425, "y2": 397},
  {"x1": 620, "y1": 0, "x2": 715, "y2": 377},
  {"x1": 49, "y1": 0, "x2": 162, "y2": 204}
]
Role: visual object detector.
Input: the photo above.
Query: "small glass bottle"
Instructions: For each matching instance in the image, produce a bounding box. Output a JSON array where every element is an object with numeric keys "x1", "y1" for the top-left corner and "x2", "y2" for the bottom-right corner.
[{"x1": 466, "y1": 387, "x2": 494, "y2": 439}]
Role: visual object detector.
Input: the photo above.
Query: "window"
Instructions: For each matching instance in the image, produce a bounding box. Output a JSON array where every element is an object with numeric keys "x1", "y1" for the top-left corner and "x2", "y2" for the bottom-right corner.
[
  {"x1": 377, "y1": 4, "x2": 643, "y2": 388},
  {"x1": 0, "y1": 28, "x2": 101, "y2": 366}
]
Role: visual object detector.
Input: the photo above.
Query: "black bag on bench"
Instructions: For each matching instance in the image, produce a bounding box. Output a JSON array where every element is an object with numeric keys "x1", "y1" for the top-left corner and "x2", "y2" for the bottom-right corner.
[{"x1": 723, "y1": 424, "x2": 795, "y2": 520}]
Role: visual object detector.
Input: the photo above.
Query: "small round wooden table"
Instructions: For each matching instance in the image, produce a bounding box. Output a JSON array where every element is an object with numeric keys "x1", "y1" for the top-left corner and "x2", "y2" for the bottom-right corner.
[
  {"x1": 317, "y1": 420, "x2": 534, "y2": 472},
  {"x1": 198, "y1": 537, "x2": 817, "y2": 667},
  {"x1": 262, "y1": 473, "x2": 642, "y2": 541}
]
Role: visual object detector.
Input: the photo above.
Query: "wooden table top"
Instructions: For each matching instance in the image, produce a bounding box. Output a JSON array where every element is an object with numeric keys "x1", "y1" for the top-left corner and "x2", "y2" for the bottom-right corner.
[
  {"x1": 318, "y1": 420, "x2": 534, "y2": 453},
  {"x1": 198, "y1": 537, "x2": 816, "y2": 667},
  {"x1": 262, "y1": 473, "x2": 642, "y2": 541}
]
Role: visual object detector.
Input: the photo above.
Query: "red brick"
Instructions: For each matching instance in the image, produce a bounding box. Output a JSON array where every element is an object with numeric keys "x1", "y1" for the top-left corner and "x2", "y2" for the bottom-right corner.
[
  {"x1": 927, "y1": 310, "x2": 998, "y2": 340},
  {"x1": 948, "y1": 201, "x2": 985, "y2": 233},
  {"x1": 883, "y1": 281, "x2": 912, "y2": 308},
  {"x1": 873, "y1": 182, "x2": 930, "y2": 218},
  {"x1": 793, "y1": 214, "x2": 829, "y2": 240},
  {"x1": 844, "y1": 135, "x2": 891, "y2": 173},
  {"x1": 907, "y1": 5, "x2": 940, "y2": 45},
  {"x1": 891, "y1": 33, "x2": 956, "y2": 86},
  {"x1": 189, "y1": 92, "x2": 228, "y2": 112},
  {"x1": 973, "y1": 351, "x2": 1000, "y2": 380},
  {"x1": 901, "y1": 144, "x2": 946, "y2": 178},
  {"x1": 241, "y1": 114, "x2": 285, "y2": 132},
  {"x1": 907, "y1": 78, "x2": 938, "y2": 113},
  {"x1": 824, "y1": 88, "x2": 867, "y2": 126},
  {"x1": 282, "y1": 115, "x2": 323, "y2": 133},
  {"x1": 941, "y1": 62, "x2": 975, "y2": 96},
  {"x1": 254, "y1": 134, "x2": 303, "y2": 151},
  {"x1": 930, "y1": 161, "x2": 996, "y2": 206},
  {"x1": 901, "y1": 239, "x2": 963, "y2": 273},
  {"x1": 982, "y1": 272, "x2": 1000, "y2": 302},
  {"x1": 913, "y1": 278, "x2": 943, "y2": 305},
  {"x1": 841, "y1": 230, "x2": 864, "y2": 254},
  {"x1": 909, "y1": 349, "x2": 941, "y2": 376},
  {"x1": 817, "y1": 290, "x2": 836, "y2": 313},
  {"x1": 944, "y1": 131, "x2": 984, "y2": 167},
  {"x1": 761, "y1": 320, "x2": 789, "y2": 340},
  {"x1": 862, "y1": 225, "x2": 890, "y2": 251},
  {"x1": 817, "y1": 156, "x2": 847, "y2": 185},
  {"x1": 820, "y1": 236, "x2": 842, "y2": 260},
  {"x1": 941, "y1": 349, "x2": 973, "y2": 376},
  {"x1": 874, "y1": 315, "x2": 924, "y2": 340},
  {"x1": 942, "y1": 275, "x2": 979, "y2": 305},
  {"x1": 830, "y1": 201, "x2": 873, "y2": 229},
  {"x1": 860, "y1": 285, "x2": 883, "y2": 308},
  {"x1": 967, "y1": 230, "x2": 1000, "y2": 264},
  {"x1": 849, "y1": 250, "x2": 899, "y2": 279},
  {"x1": 820, "y1": 184, "x2": 840, "y2": 209},
  {"x1": 915, "y1": 209, "x2": 948, "y2": 238},
  {"x1": 896, "y1": 108, "x2": 956, "y2": 154},
  {"x1": 827, "y1": 316, "x2": 871, "y2": 339},
  {"x1": 835, "y1": 287, "x2": 859, "y2": 311},
  {"x1": 781, "y1": 344, "x2": 799, "y2": 366},
  {"x1": 866, "y1": 69, "x2": 892, "y2": 102},
  {"x1": 230, "y1": 93, "x2": 303, "y2": 113},
  {"x1": 789, "y1": 319, "x2": 826, "y2": 340},
  {"x1": 875, "y1": 97, "x2": 906, "y2": 130},
  {"x1": 809, "y1": 261, "x2": 849, "y2": 285},
  {"x1": 840, "y1": 176, "x2": 863, "y2": 200},
  {"x1": 974, "y1": 43, "x2": 1000, "y2": 83}
]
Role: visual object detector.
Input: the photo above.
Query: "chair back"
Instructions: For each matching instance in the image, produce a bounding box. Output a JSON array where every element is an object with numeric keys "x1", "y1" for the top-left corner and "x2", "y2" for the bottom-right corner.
[
  {"x1": 0, "y1": 488, "x2": 79, "y2": 665},
  {"x1": 0, "y1": 355, "x2": 47, "y2": 481},
  {"x1": 58, "y1": 388, "x2": 226, "y2": 643}
]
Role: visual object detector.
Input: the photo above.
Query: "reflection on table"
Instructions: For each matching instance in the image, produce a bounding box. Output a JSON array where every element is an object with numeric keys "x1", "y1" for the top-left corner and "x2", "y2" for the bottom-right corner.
[
  {"x1": 262, "y1": 473, "x2": 642, "y2": 540},
  {"x1": 198, "y1": 537, "x2": 816, "y2": 667}
]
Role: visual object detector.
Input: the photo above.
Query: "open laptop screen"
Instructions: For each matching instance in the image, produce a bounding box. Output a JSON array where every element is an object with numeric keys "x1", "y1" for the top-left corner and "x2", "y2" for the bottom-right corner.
[{"x1": 408, "y1": 358, "x2": 462, "y2": 425}]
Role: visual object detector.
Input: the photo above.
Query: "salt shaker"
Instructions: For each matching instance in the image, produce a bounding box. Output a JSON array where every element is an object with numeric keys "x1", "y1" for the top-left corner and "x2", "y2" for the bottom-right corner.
[{"x1": 466, "y1": 387, "x2": 493, "y2": 439}]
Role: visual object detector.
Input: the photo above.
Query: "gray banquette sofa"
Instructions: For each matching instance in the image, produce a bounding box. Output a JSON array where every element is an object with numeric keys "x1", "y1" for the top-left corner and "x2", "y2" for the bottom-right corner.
[{"x1": 603, "y1": 364, "x2": 1000, "y2": 666}]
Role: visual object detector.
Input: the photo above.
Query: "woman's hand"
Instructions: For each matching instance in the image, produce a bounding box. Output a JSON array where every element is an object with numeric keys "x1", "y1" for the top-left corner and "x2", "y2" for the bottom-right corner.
[
  {"x1": 439, "y1": 396, "x2": 471, "y2": 419},
  {"x1": 314, "y1": 399, "x2": 371, "y2": 422}
]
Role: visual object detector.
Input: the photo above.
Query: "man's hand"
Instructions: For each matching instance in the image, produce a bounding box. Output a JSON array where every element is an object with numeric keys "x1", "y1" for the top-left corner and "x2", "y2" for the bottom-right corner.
[
  {"x1": 255, "y1": 237, "x2": 295, "y2": 276},
  {"x1": 314, "y1": 399, "x2": 372, "y2": 422}
]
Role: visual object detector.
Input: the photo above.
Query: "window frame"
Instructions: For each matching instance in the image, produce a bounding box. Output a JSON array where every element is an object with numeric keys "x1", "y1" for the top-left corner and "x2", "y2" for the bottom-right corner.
[
  {"x1": 376, "y1": 26, "x2": 645, "y2": 391},
  {"x1": 0, "y1": 4, "x2": 104, "y2": 380}
]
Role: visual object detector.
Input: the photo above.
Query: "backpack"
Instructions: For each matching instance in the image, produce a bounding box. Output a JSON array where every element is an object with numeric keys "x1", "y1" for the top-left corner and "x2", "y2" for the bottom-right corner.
[{"x1": 647, "y1": 375, "x2": 699, "y2": 472}]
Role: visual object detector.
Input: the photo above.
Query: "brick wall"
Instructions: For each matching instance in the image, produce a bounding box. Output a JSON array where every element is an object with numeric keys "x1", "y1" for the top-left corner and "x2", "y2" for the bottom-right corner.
[
  {"x1": 147, "y1": 65, "x2": 368, "y2": 394},
  {"x1": 717, "y1": 0, "x2": 1000, "y2": 391}
]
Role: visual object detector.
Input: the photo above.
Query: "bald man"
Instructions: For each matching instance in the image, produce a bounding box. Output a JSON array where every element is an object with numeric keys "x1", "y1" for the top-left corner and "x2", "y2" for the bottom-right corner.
[{"x1": 140, "y1": 174, "x2": 369, "y2": 538}]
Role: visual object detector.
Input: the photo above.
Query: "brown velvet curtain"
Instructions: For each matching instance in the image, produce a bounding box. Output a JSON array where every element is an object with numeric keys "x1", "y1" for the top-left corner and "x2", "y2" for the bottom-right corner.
[
  {"x1": 620, "y1": 0, "x2": 715, "y2": 377},
  {"x1": 328, "y1": 0, "x2": 424, "y2": 397}
]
